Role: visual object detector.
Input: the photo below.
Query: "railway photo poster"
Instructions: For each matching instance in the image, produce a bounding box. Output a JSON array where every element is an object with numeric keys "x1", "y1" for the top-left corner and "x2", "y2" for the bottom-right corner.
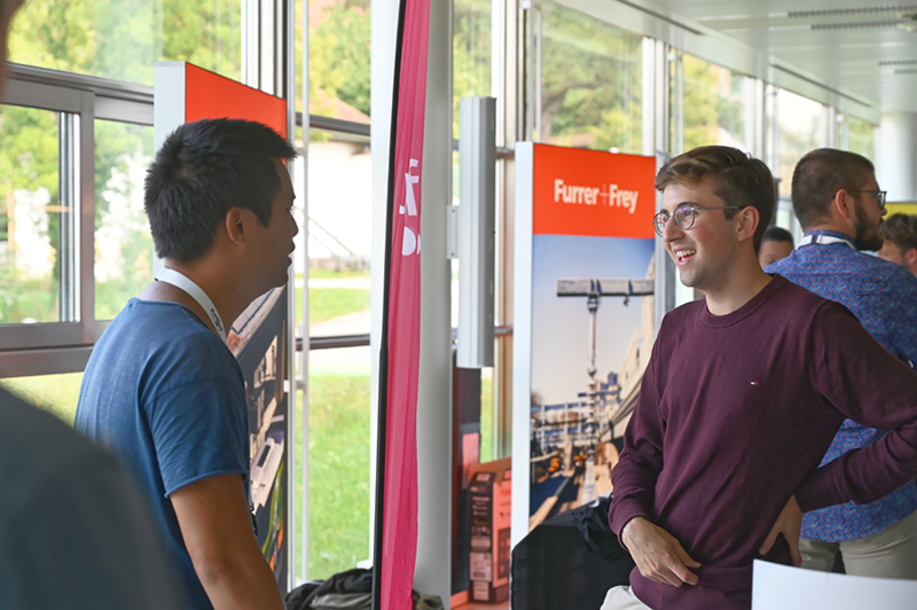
[{"x1": 511, "y1": 143, "x2": 657, "y2": 547}]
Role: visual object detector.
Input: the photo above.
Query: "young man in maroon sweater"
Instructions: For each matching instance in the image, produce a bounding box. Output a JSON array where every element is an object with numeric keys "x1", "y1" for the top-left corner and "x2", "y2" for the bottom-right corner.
[{"x1": 603, "y1": 146, "x2": 917, "y2": 610}]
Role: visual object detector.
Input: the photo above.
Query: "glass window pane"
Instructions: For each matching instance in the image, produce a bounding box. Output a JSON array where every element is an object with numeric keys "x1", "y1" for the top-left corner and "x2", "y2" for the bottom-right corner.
[
  {"x1": 453, "y1": 0, "x2": 492, "y2": 139},
  {"x1": 304, "y1": 129, "x2": 371, "y2": 338},
  {"x1": 8, "y1": 0, "x2": 241, "y2": 86},
  {"x1": 0, "y1": 372, "x2": 84, "y2": 425},
  {"x1": 678, "y1": 54, "x2": 753, "y2": 152},
  {"x1": 847, "y1": 115, "x2": 877, "y2": 162},
  {"x1": 299, "y1": 345, "x2": 371, "y2": 579},
  {"x1": 307, "y1": 2, "x2": 372, "y2": 119},
  {"x1": 539, "y1": 1, "x2": 643, "y2": 153},
  {"x1": 0, "y1": 104, "x2": 64, "y2": 324},
  {"x1": 94, "y1": 120, "x2": 155, "y2": 320},
  {"x1": 776, "y1": 88, "x2": 826, "y2": 192}
]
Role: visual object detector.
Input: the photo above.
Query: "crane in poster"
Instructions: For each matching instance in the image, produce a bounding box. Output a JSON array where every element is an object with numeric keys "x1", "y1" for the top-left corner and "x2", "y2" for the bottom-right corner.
[
  {"x1": 528, "y1": 277, "x2": 655, "y2": 528},
  {"x1": 557, "y1": 277, "x2": 654, "y2": 430}
]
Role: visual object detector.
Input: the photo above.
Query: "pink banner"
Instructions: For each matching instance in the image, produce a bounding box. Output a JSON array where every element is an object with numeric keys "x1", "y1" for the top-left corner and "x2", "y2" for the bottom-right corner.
[{"x1": 379, "y1": 0, "x2": 430, "y2": 608}]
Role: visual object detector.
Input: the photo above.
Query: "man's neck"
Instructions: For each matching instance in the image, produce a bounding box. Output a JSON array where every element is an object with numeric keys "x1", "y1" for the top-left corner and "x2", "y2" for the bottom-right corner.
[
  {"x1": 702, "y1": 261, "x2": 773, "y2": 317},
  {"x1": 140, "y1": 259, "x2": 251, "y2": 338},
  {"x1": 804, "y1": 221, "x2": 854, "y2": 240}
]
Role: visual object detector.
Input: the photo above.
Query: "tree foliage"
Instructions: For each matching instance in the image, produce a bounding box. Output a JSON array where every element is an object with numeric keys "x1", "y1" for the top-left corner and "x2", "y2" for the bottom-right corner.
[
  {"x1": 540, "y1": 1, "x2": 642, "y2": 153},
  {"x1": 9, "y1": 0, "x2": 241, "y2": 85},
  {"x1": 302, "y1": 0, "x2": 371, "y2": 119},
  {"x1": 453, "y1": 0, "x2": 491, "y2": 138},
  {"x1": 679, "y1": 54, "x2": 745, "y2": 152}
]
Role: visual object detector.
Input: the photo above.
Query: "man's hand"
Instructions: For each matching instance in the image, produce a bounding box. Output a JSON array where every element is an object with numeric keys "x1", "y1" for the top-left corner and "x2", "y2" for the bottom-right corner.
[
  {"x1": 760, "y1": 495, "x2": 802, "y2": 566},
  {"x1": 621, "y1": 516, "x2": 701, "y2": 587}
]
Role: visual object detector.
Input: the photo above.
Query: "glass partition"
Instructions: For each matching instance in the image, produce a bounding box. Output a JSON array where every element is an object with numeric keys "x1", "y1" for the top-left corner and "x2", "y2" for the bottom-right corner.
[
  {"x1": 303, "y1": 129, "x2": 371, "y2": 338},
  {"x1": 454, "y1": 0, "x2": 492, "y2": 138},
  {"x1": 306, "y1": 1, "x2": 371, "y2": 120},
  {"x1": 673, "y1": 53, "x2": 754, "y2": 153},
  {"x1": 94, "y1": 120, "x2": 155, "y2": 320},
  {"x1": 0, "y1": 104, "x2": 64, "y2": 324},
  {"x1": 847, "y1": 115, "x2": 877, "y2": 162},
  {"x1": 8, "y1": 0, "x2": 242, "y2": 85},
  {"x1": 539, "y1": 0, "x2": 643, "y2": 153},
  {"x1": 298, "y1": 345, "x2": 371, "y2": 579},
  {"x1": 775, "y1": 88, "x2": 826, "y2": 191}
]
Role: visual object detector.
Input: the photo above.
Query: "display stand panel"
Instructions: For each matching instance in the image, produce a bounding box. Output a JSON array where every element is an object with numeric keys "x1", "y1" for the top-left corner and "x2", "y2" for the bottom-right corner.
[{"x1": 511, "y1": 143, "x2": 656, "y2": 548}]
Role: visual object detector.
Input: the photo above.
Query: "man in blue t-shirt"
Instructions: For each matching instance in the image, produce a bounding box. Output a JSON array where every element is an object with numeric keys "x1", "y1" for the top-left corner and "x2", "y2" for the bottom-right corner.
[
  {"x1": 76, "y1": 119, "x2": 298, "y2": 610},
  {"x1": 767, "y1": 148, "x2": 917, "y2": 579}
]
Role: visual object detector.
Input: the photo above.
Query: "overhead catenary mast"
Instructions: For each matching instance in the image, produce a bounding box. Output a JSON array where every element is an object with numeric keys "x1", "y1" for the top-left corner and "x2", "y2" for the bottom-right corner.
[{"x1": 556, "y1": 278, "x2": 654, "y2": 453}]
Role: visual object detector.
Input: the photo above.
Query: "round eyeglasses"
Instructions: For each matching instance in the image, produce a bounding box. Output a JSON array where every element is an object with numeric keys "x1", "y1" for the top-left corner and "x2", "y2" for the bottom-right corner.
[{"x1": 652, "y1": 204, "x2": 743, "y2": 237}]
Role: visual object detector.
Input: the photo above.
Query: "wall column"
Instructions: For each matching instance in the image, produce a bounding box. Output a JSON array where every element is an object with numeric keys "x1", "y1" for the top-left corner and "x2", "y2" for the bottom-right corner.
[
  {"x1": 879, "y1": 111, "x2": 917, "y2": 202},
  {"x1": 414, "y1": 0, "x2": 454, "y2": 604}
]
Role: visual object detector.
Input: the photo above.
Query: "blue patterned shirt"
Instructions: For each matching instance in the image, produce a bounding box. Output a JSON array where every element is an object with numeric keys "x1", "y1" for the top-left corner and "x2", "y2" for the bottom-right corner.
[{"x1": 766, "y1": 229, "x2": 917, "y2": 542}]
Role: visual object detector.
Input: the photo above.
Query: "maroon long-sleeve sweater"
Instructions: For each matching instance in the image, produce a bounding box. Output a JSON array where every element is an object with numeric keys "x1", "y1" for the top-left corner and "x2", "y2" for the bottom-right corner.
[{"x1": 609, "y1": 275, "x2": 917, "y2": 610}]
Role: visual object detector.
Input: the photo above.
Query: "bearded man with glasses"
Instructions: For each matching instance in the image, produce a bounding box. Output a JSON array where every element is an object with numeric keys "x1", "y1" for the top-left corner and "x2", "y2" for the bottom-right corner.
[
  {"x1": 601, "y1": 145, "x2": 917, "y2": 610},
  {"x1": 765, "y1": 148, "x2": 917, "y2": 581}
]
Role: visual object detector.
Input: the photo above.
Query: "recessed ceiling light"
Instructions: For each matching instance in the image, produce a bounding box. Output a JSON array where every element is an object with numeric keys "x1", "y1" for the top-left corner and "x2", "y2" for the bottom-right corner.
[
  {"x1": 811, "y1": 20, "x2": 905, "y2": 30},
  {"x1": 789, "y1": 5, "x2": 917, "y2": 18}
]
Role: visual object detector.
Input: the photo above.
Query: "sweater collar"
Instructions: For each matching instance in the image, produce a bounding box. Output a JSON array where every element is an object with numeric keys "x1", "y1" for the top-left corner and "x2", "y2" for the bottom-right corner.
[{"x1": 701, "y1": 274, "x2": 786, "y2": 328}]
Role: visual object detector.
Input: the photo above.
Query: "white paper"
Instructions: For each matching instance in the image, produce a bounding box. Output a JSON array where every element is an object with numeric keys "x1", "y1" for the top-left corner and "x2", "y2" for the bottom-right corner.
[{"x1": 752, "y1": 559, "x2": 917, "y2": 610}]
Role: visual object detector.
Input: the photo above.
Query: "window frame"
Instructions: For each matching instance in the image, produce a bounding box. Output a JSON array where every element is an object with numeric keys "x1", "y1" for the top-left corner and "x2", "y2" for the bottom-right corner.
[
  {"x1": 0, "y1": 64, "x2": 153, "y2": 376},
  {"x1": 0, "y1": 64, "x2": 377, "y2": 376}
]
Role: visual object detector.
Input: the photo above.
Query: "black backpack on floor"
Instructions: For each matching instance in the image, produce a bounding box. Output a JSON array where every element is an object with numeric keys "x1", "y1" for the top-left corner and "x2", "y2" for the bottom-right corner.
[{"x1": 511, "y1": 494, "x2": 635, "y2": 610}]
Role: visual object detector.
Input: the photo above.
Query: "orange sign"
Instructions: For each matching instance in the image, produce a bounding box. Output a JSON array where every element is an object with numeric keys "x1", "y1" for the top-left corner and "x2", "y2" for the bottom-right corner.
[
  {"x1": 184, "y1": 63, "x2": 287, "y2": 139},
  {"x1": 532, "y1": 144, "x2": 655, "y2": 238}
]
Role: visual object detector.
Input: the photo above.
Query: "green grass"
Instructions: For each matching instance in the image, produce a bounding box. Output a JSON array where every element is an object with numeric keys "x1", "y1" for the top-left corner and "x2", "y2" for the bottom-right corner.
[
  {"x1": 293, "y1": 270, "x2": 371, "y2": 329},
  {"x1": 0, "y1": 373, "x2": 83, "y2": 425},
  {"x1": 480, "y1": 373, "x2": 494, "y2": 463},
  {"x1": 294, "y1": 373, "x2": 372, "y2": 580},
  {"x1": 297, "y1": 288, "x2": 371, "y2": 327},
  {"x1": 305, "y1": 269, "x2": 370, "y2": 280}
]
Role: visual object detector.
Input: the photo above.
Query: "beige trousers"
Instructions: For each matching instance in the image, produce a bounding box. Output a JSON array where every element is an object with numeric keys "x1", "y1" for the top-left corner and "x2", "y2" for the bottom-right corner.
[
  {"x1": 800, "y1": 510, "x2": 917, "y2": 580},
  {"x1": 599, "y1": 586, "x2": 652, "y2": 610}
]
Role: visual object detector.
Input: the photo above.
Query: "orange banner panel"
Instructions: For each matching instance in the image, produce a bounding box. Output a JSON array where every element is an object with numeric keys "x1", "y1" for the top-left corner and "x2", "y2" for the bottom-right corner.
[
  {"x1": 532, "y1": 144, "x2": 655, "y2": 239},
  {"x1": 184, "y1": 64, "x2": 287, "y2": 139}
]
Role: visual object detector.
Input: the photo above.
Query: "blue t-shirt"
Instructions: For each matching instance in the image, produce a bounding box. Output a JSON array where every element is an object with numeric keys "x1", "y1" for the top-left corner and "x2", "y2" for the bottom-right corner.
[{"x1": 76, "y1": 299, "x2": 249, "y2": 610}]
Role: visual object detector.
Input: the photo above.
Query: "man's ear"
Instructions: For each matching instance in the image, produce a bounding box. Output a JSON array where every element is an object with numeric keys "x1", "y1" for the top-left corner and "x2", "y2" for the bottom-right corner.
[
  {"x1": 735, "y1": 206, "x2": 759, "y2": 244},
  {"x1": 224, "y1": 207, "x2": 248, "y2": 247},
  {"x1": 831, "y1": 189, "x2": 856, "y2": 222},
  {"x1": 905, "y1": 247, "x2": 917, "y2": 268}
]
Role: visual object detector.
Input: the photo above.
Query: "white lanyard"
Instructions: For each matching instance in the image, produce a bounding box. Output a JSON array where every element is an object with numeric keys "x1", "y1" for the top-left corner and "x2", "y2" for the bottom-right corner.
[
  {"x1": 798, "y1": 234, "x2": 856, "y2": 251},
  {"x1": 155, "y1": 267, "x2": 227, "y2": 344}
]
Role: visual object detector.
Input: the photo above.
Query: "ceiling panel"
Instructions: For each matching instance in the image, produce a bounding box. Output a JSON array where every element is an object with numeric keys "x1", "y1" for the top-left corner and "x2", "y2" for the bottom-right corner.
[{"x1": 646, "y1": 0, "x2": 917, "y2": 114}]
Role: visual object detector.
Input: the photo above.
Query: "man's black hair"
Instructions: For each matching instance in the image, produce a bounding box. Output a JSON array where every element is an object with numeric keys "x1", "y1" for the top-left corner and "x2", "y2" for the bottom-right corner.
[
  {"x1": 762, "y1": 225, "x2": 794, "y2": 247},
  {"x1": 791, "y1": 148, "x2": 874, "y2": 230},
  {"x1": 145, "y1": 118, "x2": 297, "y2": 264}
]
